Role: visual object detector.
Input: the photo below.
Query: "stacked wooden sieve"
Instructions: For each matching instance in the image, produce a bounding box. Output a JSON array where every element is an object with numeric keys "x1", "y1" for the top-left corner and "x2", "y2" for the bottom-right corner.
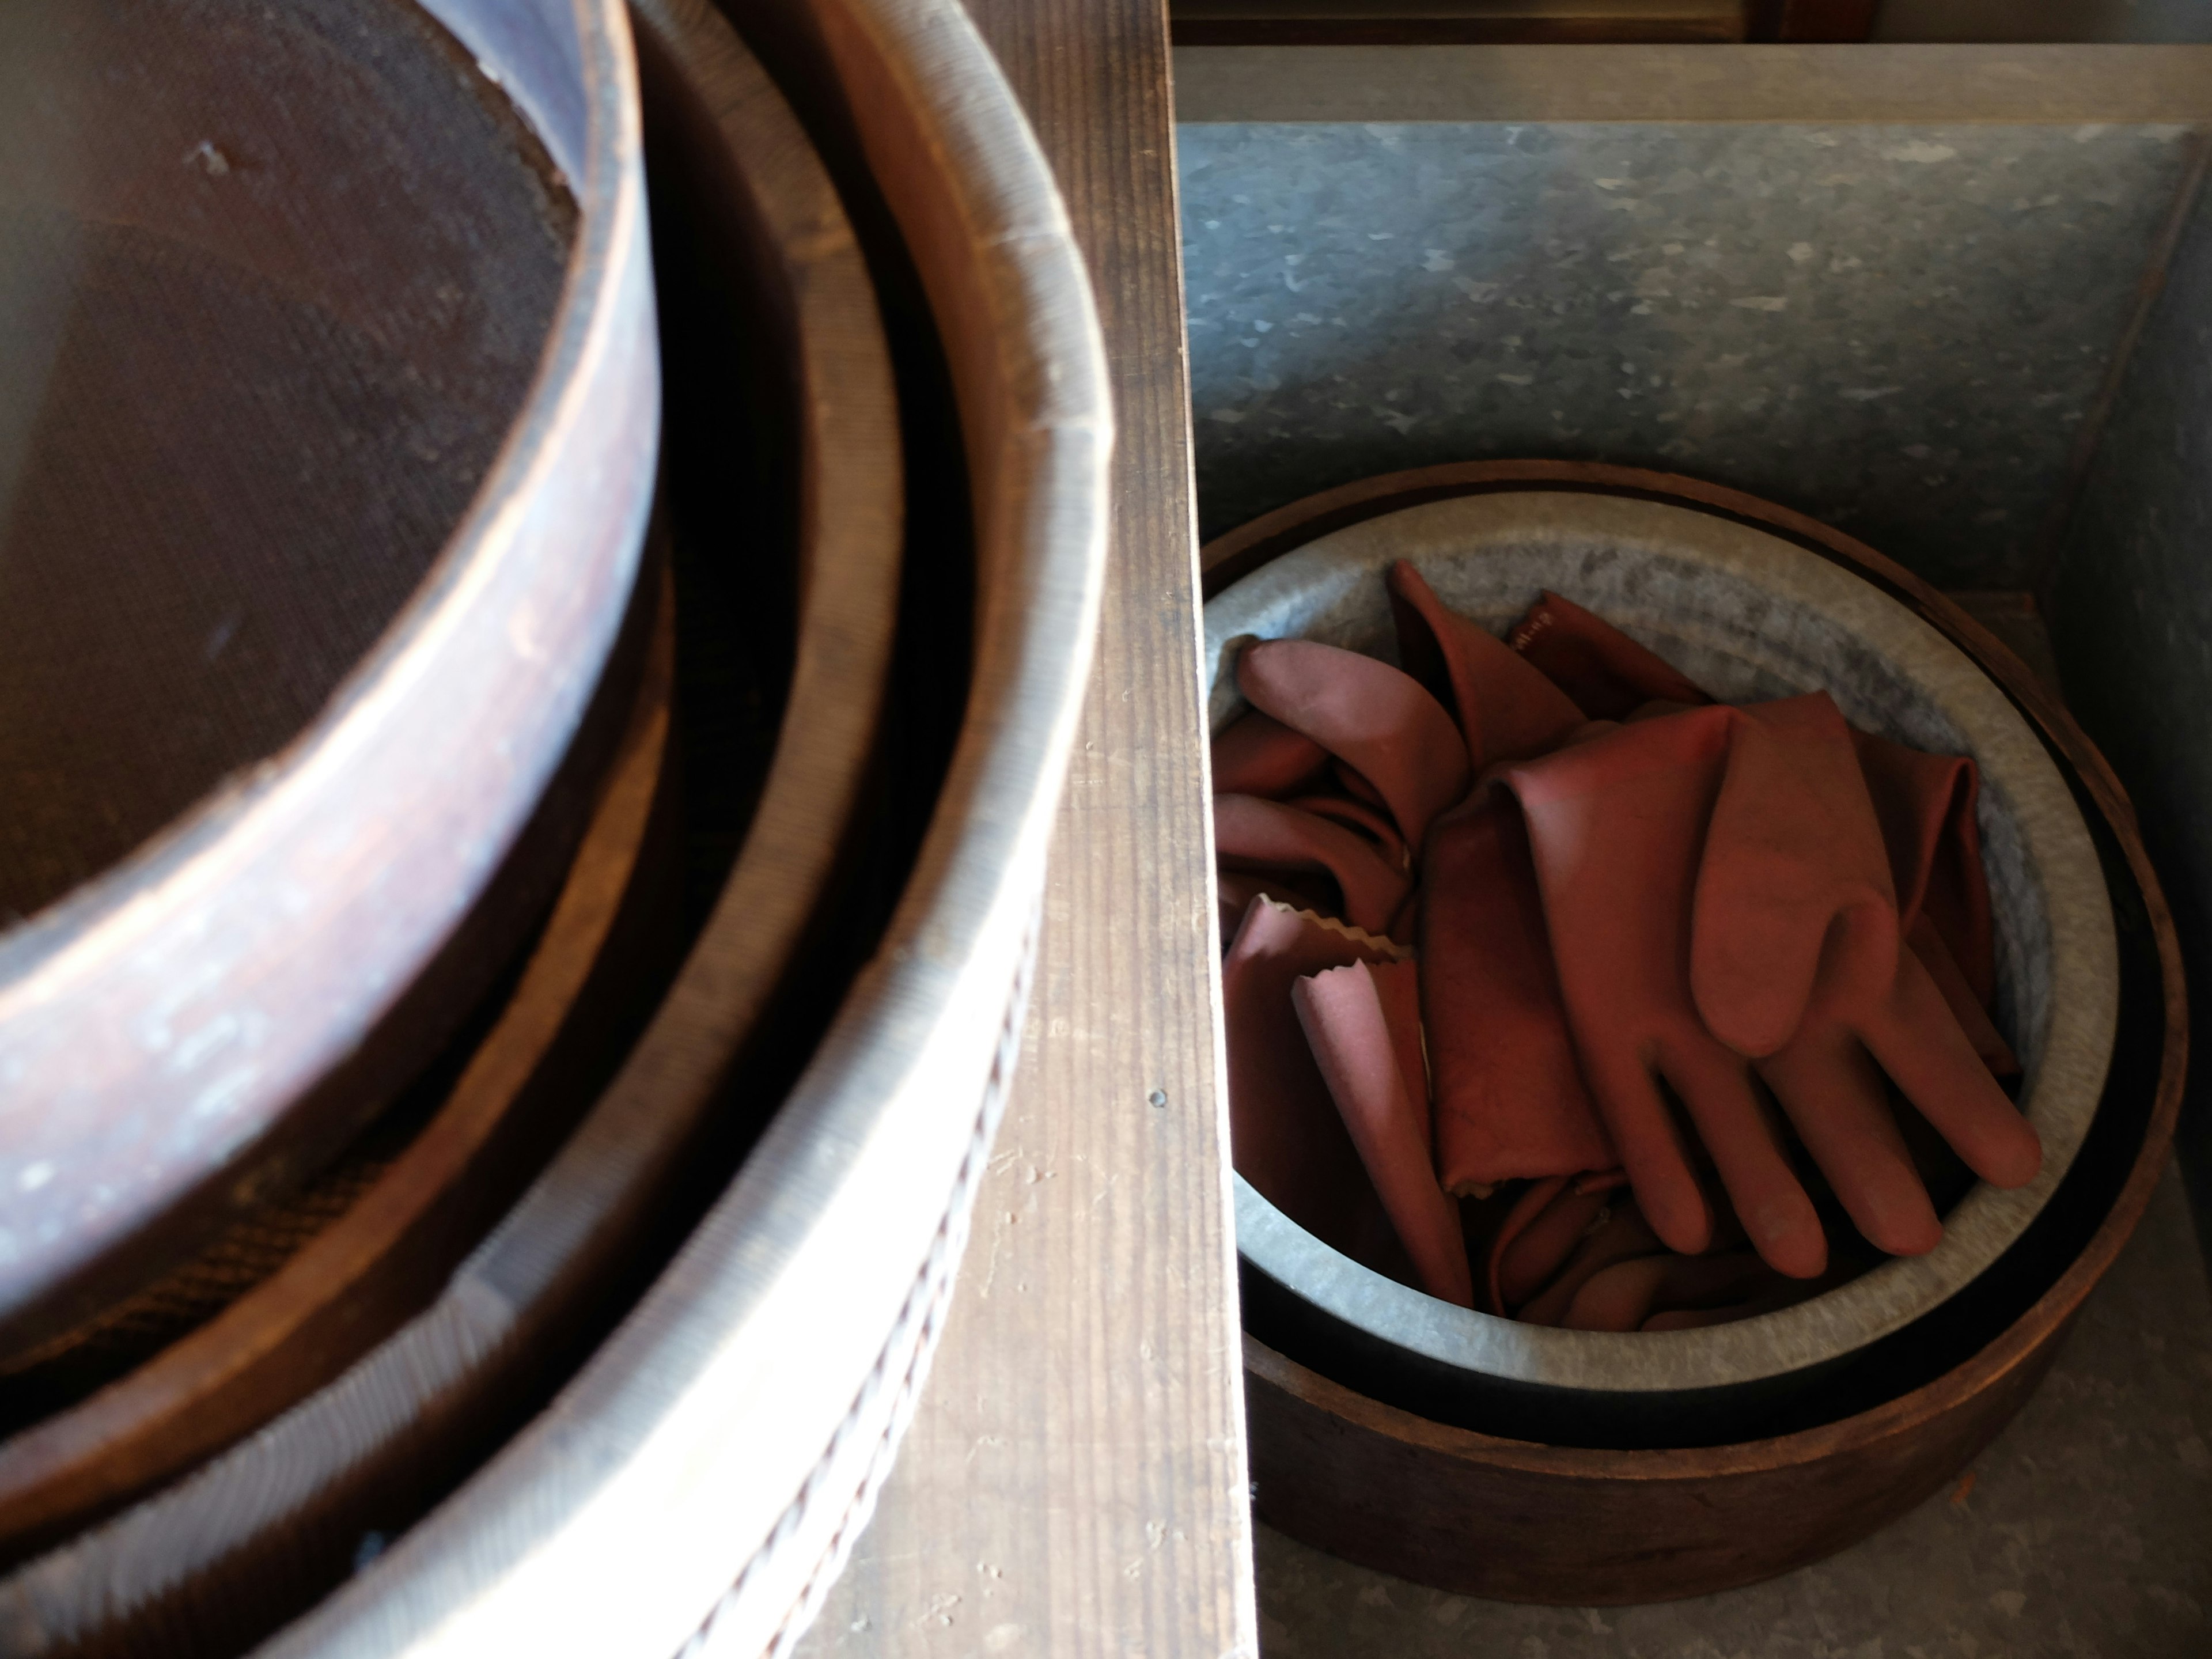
[{"x1": 0, "y1": 1, "x2": 1108, "y2": 1654}]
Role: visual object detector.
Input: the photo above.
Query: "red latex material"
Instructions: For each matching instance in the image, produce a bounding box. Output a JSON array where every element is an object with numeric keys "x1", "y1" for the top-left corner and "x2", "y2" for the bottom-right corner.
[
  {"x1": 1366, "y1": 958, "x2": 1430, "y2": 1143},
  {"x1": 1213, "y1": 792, "x2": 1412, "y2": 937},
  {"x1": 1286, "y1": 793, "x2": 1410, "y2": 875},
  {"x1": 1911, "y1": 913, "x2": 2017, "y2": 1074},
  {"x1": 1491, "y1": 1181, "x2": 1611, "y2": 1312},
  {"x1": 1508, "y1": 590, "x2": 1711, "y2": 721},
  {"x1": 1503, "y1": 704, "x2": 1827, "y2": 1274},
  {"x1": 1853, "y1": 729, "x2": 2016, "y2": 1071},
  {"x1": 1388, "y1": 561, "x2": 1585, "y2": 765},
  {"x1": 1237, "y1": 639, "x2": 1471, "y2": 855},
  {"x1": 1561, "y1": 1251, "x2": 1774, "y2": 1332},
  {"x1": 1294, "y1": 963, "x2": 1474, "y2": 1306},
  {"x1": 1505, "y1": 693, "x2": 2037, "y2": 1273},
  {"x1": 1854, "y1": 729, "x2": 1997, "y2": 1002},
  {"x1": 1211, "y1": 707, "x2": 1331, "y2": 799},
  {"x1": 1421, "y1": 790, "x2": 1617, "y2": 1198},
  {"x1": 1216, "y1": 869, "x2": 1274, "y2": 949},
  {"x1": 1515, "y1": 1201, "x2": 1664, "y2": 1325},
  {"x1": 1221, "y1": 895, "x2": 1411, "y2": 1278},
  {"x1": 1699, "y1": 700, "x2": 2041, "y2": 1253}
]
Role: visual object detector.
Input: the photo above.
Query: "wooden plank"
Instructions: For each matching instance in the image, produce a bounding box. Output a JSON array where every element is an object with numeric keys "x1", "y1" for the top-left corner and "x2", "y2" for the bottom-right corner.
[
  {"x1": 1749, "y1": 0, "x2": 1877, "y2": 40},
  {"x1": 1169, "y1": 1, "x2": 1744, "y2": 47},
  {"x1": 1172, "y1": 41, "x2": 2212, "y2": 123},
  {"x1": 797, "y1": 1, "x2": 1259, "y2": 1654}
]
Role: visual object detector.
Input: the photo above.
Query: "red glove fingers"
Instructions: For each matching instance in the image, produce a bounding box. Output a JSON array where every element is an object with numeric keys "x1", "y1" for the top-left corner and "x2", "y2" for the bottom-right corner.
[
  {"x1": 1685, "y1": 693, "x2": 2037, "y2": 1249},
  {"x1": 1508, "y1": 590, "x2": 1713, "y2": 721},
  {"x1": 1237, "y1": 639, "x2": 1471, "y2": 855},
  {"x1": 1214, "y1": 793, "x2": 1412, "y2": 938},
  {"x1": 1853, "y1": 730, "x2": 1997, "y2": 1006},
  {"x1": 1562, "y1": 1250, "x2": 1773, "y2": 1333},
  {"x1": 1749, "y1": 901, "x2": 2040, "y2": 1253},
  {"x1": 1503, "y1": 709, "x2": 1828, "y2": 1277},
  {"x1": 1756, "y1": 1012, "x2": 1943, "y2": 1256},
  {"x1": 1211, "y1": 707, "x2": 1332, "y2": 799},
  {"x1": 1850, "y1": 944, "x2": 2043, "y2": 1188},
  {"x1": 1491, "y1": 1180, "x2": 1612, "y2": 1313},
  {"x1": 1690, "y1": 694, "x2": 1899, "y2": 1061},
  {"x1": 1221, "y1": 895, "x2": 1412, "y2": 1279},
  {"x1": 1421, "y1": 791, "x2": 1617, "y2": 1198},
  {"x1": 1909, "y1": 912, "x2": 2018, "y2": 1074},
  {"x1": 1481, "y1": 1176, "x2": 1566, "y2": 1314},
  {"x1": 1294, "y1": 963, "x2": 1474, "y2": 1306},
  {"x1": 1514, "y1": 1200, "x2": 1664, "y2": 1325},
  {"x1": 1387, "y1": 560, "x2": 1586, "y2": 766}
]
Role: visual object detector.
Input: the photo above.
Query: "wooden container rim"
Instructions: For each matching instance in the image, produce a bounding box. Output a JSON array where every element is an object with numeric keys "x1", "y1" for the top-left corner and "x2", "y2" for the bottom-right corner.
[
  {"x1": 0, "y1": 572, "x2": 677, "y2": 1567},
  {"x1": 1207, "y1": 457, "x2": 2187, "y2": 1481},
  {"x1": 0, "y1": 3, "x2": 908, "y2": 1650},
  {"x1": 253, "y1": 0, "x2": 1113, "y2": 1653},
  {"x1": 0, "y1": 0, "x2": 659, "y2": 1358}
]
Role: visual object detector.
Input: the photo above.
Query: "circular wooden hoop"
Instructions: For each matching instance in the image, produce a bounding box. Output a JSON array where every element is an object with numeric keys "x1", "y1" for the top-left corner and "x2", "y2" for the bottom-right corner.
[
  {"x1": 0, "y1": 4, "x2": 906, "y2": 1651},
  {"x1": 246, "y1": 0, "x2": 1112, "y2": 1654},
  {"x1": 0, "y1": 0, "x2": 659, "y2": 1363},
  {"x1": 0, "y1": 573, "x2": 679, "y2": 1567},
  {"x1": 1207, "y1": 460, "x2": 2186, "y2": 1604}
]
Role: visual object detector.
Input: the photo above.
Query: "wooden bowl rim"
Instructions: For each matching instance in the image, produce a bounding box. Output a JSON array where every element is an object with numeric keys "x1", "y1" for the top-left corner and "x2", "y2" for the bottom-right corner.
[
  {"x1": 0, "y1": 574, "x2": 676, "y2": 1566},
  {"x1": 0, "y1": 3, "x2": 908, "y2": 1647},
  {"x1": 1210, "y1": 458, "x2": 2186, "y2": 1479},
  {"x1": 0, "y1": 0, "x2": 658, "y2": 1357},
  {"x1": 254, "y1": 1, "x2": 1112, "y2": 1654}
]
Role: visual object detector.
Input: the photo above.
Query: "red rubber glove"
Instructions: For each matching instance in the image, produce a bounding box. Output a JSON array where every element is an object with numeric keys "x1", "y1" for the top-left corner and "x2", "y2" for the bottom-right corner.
[
  {"x1": 1485, "y1": 1175, "x2": 1609, "y2": 1315},
  {"x1": 1221, "y1": 894, "x2": 1412, "y2": 1278},
  {"x1": 1213, "y1": 793, "x2": 1412, "y2": 938},
  {"x1": 1853, "y1": 731, "x2": 2016, "y2": 1073},
  {"x1": 1514, "y1": 1197, "x2": 1664, "y2": 1325},
  {"x1": 1211, "y1": 707, "x2": 1331, "y2": 798},
  {"x1": 1502, "y1": 704, "x2": 1831, "y2": 1275},
  {"x1": 1508, "y1": 590, "x2": 1712, "y2": 721},
  {"x1": 1294, "y1": 961, "x2": 1473, "y2": 1306},
  {"x1": 1387, "y1": 561, "x2": 1586, "y2": 766},
  {"x1": 1237, "y1": 639, "x2": 1471, "y2": 856},
  {"x1": 1495, "y1": 590, "x2": 2009, "y2": 1054},
  {"x1": 1366, "y1": 957, "x2": 1430, "y2": 1143},
  {"x1": 1421, "y1": 790, "x2": 1617, "y2": 1199},
  {"x1": 1285, "y1": 793, "x2": 1410, "y2": 876},
  {"x1": 1559, "y1": 1251, "x2": 1779, "y2": 1332},
  {"x1": 1690, "y1": 696, "x2": 2043, "y2": 1257}
]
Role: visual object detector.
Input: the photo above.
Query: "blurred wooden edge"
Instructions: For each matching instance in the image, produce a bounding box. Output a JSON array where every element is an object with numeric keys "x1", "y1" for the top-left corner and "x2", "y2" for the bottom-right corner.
[
  {"x1": 1172, "y1": 41, "x2": 2212, "y2": 122},
  {"x1": 1171, "y1": 1, "x2": 1745, "y2": 46},
  {"x1": 1168, "y1": 0, "x2": 1874, "y2": 43}
]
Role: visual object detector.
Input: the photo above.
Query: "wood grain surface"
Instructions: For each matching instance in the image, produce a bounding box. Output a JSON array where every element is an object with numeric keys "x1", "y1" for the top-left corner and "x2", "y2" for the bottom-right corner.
[
  {"x1": 1169, "y1": 5, "x2": 1745, "y2": 48},
  {"x1": 798, "y1": 2, "x2": 1259, "y2": 1654}
]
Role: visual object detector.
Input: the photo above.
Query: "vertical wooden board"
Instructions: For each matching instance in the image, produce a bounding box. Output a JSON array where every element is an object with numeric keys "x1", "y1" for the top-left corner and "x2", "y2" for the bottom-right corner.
[{"x1": 797, "y1": 1, "x2": 1257, "y2": 1654}]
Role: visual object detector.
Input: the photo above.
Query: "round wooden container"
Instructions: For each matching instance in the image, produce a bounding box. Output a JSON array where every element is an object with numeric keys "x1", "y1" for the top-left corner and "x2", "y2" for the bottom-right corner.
[
  {"x1": 1207, "y1": 461, "x2": 2186, "y2": 1603},
  {"x1": 0, "y1": 0, "x2": 658, "y2": 1363},
  {"x1": 238, "y1": 1, "x2": 1111, "y2": 1656},
  {"x1": 0, "y1": 2, "x2": 906, "y2": 1651},
  {"x1": 0, "y1": 573, "x2": 683, "y2": 1569}
]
